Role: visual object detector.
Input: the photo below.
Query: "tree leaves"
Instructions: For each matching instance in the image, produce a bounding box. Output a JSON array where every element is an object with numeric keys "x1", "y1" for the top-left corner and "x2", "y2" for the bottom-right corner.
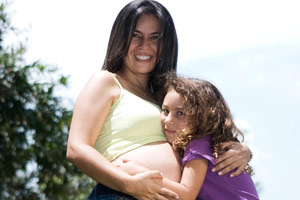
[{"x1": 0, "y1": 2, "x2": 94, "y2": 199}]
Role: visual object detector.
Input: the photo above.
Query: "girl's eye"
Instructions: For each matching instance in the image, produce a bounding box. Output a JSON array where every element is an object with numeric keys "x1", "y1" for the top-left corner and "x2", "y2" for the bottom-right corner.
[
  {"x1": 162, "y1": 109, "x2": 169, "y2": 114},
  {"x1": 177, "y1": 111, "x2": 184, "y2": 116}
]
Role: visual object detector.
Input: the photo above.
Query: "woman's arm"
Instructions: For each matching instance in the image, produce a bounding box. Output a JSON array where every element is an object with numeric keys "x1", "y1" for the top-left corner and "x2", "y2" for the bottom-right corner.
[
  {"x1": 66, "y1": 71, "x2": 178, "y2": 200},
  {"x1": 117, "y1": 158, "x2": 208, "y2": 200},
  {"x1": 212, "y1": 141, "x2": 252, "y2": 177}
]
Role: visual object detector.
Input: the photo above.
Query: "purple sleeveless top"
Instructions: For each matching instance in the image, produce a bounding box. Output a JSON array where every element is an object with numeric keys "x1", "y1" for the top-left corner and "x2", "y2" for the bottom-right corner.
[{"x1": 182, "y1": 136, "x2": 259, "y2": 200}]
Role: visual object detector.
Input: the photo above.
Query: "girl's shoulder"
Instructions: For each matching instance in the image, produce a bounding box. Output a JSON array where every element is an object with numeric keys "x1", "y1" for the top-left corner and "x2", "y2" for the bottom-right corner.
[
  {"x1": 183, "y1": 136, "x2": 215, "y2": 166},
  {"x1": 188, "y1": 135, "x2": 211, "y2": 148}
]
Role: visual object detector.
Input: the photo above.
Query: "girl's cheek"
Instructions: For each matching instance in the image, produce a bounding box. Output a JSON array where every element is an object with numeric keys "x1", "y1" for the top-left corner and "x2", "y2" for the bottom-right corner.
[{"x1": 178, "y1": 121, "x2": 186, "y2": 130}]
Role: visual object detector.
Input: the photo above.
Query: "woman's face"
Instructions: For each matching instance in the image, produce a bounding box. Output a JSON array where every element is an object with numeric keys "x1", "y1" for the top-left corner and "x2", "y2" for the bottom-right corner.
[
  {"x1": 161, "y1": 89, "x2": 186, "y2": 143},
  {"x1": 123, "y1": 14, "x2": 161, "y2": 75}
]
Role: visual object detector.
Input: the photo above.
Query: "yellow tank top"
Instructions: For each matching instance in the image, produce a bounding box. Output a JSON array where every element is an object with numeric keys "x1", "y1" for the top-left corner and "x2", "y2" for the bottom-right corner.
[{"x1": 94, "y1": 73, "x2": 167, "y2": 161}]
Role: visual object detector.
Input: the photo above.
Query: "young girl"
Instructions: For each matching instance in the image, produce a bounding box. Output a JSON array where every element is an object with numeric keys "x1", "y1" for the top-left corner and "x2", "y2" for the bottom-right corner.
[{"x1": 159, "y1": 74, "x2": 259, "y2": 200}]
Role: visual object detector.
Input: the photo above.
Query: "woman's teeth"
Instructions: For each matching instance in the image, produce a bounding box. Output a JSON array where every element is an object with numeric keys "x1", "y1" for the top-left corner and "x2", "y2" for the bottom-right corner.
[{"x1": 136, "y1": 55, "x2": 151, "y2": 60}]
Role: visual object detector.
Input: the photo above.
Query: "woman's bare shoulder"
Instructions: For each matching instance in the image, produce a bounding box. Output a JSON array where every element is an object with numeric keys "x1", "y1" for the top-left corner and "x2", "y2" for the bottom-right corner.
[
  {"x1": 85, "y1": 70, "x2": 119, "y2": 91},
  {"x1": 76, "y1": 70, "x2": 119, "y2": 103},
  {"x1": 90, "y1": 70, "x2": 115, "y2": 84}
]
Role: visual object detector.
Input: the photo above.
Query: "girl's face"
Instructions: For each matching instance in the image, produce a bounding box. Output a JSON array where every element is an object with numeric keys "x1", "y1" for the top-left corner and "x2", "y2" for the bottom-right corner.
[
  {"x1": 161, "y1": 89, "x2": 186, "y2": 143},
  {"x1": 123, "y1": 14, "x2": 161, "y2": 75}
]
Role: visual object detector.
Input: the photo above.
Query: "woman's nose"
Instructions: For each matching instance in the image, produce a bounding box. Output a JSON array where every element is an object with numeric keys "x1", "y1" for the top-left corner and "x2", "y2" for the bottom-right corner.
[{"x1": 138, "y1": 39, "x2": 148, "y2": 48}]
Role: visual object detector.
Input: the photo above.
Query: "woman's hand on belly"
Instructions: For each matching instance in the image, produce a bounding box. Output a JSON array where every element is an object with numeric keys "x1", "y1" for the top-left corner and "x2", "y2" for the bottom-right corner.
[
  {"x1": 114, "y1": 159, "x2": 149, "y2": 175},
  {"x1": 114, "y1": 142, "x2": 182, "y2": 182},
  {"x1": 126, "y1": 171, "x2": 180, "y2": 200}
]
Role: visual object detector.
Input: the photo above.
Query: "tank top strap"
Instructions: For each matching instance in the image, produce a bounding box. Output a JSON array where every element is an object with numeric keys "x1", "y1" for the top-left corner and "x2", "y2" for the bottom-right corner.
[{"x1": 111, "y1": 73, "x2": 123, "y2": 89}]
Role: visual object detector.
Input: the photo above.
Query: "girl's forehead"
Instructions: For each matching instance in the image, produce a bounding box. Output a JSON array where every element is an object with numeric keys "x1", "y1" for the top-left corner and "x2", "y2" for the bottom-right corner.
[
  {"x1": 166, "y1": 88, "x2": 179, "y2": 97},
  {"x1": 168, "y1": 88, "x2": 183, "y2": 98},
  {"x1": 164, "y1": 89, "x2": 184, "y2": 106}
]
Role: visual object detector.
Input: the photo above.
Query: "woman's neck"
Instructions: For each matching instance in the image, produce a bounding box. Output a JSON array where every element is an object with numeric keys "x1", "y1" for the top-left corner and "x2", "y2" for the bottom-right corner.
[
  {"x1": 118, "y1": 69, "x2": 149, "y2": 87},
  {"x1": 116, "y1": 70, "x2": 155, "y2": 102}
]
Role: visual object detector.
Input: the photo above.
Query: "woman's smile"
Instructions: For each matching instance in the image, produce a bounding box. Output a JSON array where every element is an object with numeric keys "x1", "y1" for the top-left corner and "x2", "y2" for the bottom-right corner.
[
  {"x1": 123, "y1": 14, "x2": 161, "y2": 74},
  {"x1": 135, "y1": 54, "x2": 152, "y2": 61}
]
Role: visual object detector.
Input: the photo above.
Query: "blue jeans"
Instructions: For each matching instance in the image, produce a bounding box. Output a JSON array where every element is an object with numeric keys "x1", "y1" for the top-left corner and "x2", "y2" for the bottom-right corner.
[{"x1": 88, "y1": 183, "x2": 137, "y2": 200}]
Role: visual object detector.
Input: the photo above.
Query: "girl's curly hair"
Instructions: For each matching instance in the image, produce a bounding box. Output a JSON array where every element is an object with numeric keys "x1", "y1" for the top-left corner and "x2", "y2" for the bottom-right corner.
[{"x1": 160, "y1": 72, "x2": 244, "y2": 159}]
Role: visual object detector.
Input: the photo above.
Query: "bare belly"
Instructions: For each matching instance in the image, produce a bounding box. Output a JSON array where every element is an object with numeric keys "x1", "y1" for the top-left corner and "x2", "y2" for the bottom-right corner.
[{"x1": 113, "y1": 142, "x2": 181, "y2": 182}]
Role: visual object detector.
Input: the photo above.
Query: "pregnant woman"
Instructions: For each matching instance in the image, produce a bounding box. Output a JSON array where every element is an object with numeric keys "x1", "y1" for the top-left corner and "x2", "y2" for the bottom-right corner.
[{"x1": 66, "y1": 1, "x2": 252, "y2": 199}]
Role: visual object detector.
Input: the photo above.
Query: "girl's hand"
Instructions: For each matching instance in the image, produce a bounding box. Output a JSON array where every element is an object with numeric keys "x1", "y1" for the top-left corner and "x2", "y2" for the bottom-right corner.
[
  {"x1": 127, "y1": 171, "x2": 179, "y2": 200},
  {"x1": 212, "y1": 141, "x2": 251, "y2": 177}
]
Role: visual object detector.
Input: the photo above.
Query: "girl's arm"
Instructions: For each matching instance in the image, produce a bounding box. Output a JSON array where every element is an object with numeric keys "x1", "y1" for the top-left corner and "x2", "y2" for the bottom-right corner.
[
  {"x1": 163, "y1": 159, "x2": 208, "y2": 200},
  {"x1": 213, "y1": 141, "x2": 252, "y2": 177},
  {"x1": 66, "y1": 71, "x2": 178, "y2": 200}
]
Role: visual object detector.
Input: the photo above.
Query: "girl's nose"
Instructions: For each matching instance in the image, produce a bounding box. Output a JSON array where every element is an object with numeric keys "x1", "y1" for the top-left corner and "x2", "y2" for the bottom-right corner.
[{"x1": 165, "y1": 115, "x2": 174, "y2": 125}]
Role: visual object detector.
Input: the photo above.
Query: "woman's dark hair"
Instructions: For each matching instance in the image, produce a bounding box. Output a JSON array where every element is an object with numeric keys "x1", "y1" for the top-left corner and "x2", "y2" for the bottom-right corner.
[
  {"x1": 102, "y1": 0, "x2": 178, "y2": 94},
  {"x1": 162, "y1": 72, "x2": 244, "y2": 158}
]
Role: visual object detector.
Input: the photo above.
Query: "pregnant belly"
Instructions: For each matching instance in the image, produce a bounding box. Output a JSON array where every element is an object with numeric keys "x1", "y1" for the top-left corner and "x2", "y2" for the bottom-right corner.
[{"x1": 114, "y1": 142, "x2": 181, "y2": 182}]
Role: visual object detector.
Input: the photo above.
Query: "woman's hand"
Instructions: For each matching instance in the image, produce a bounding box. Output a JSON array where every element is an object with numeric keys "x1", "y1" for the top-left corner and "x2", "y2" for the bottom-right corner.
[
  {"x1": 126, "y1": 171, "x2": 179, "y2": 200},
  {"x1": 114, "y1": 159, "x2": 179, "y2": 199},
  {"x1": 212, "y1": 141, "x2": 252, "y2": 177},
  {"x1": 114, "y1": 159, "x2": 149, "y2": 175}
]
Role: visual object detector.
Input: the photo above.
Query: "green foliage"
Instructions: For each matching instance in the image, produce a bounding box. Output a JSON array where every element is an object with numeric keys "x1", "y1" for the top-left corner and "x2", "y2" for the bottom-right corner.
[{"x1": 0, "y1": 2, "x2": 94, "y2": 199}]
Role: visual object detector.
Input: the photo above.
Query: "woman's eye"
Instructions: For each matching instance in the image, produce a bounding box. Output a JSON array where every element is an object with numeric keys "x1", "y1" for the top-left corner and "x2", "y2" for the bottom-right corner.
[
  {"x1": 132, "y1": 33, "x2": 140, "y2": 38},
  {"x1": 151, "y1": 35, "x2": 159, "y2": 40},
  {"x1": 150, "y1": 35, "x2": 160, "y2": 41}
]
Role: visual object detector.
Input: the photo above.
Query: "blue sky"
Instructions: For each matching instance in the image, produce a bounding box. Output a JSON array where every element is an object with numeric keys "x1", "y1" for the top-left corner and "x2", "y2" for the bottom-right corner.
[
  {"x1": 181, "y1": 43, "x2": 300, "y2": 199},
  {"x1": 7, "y1": 0, "x2": 300, "y2": 199}
]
